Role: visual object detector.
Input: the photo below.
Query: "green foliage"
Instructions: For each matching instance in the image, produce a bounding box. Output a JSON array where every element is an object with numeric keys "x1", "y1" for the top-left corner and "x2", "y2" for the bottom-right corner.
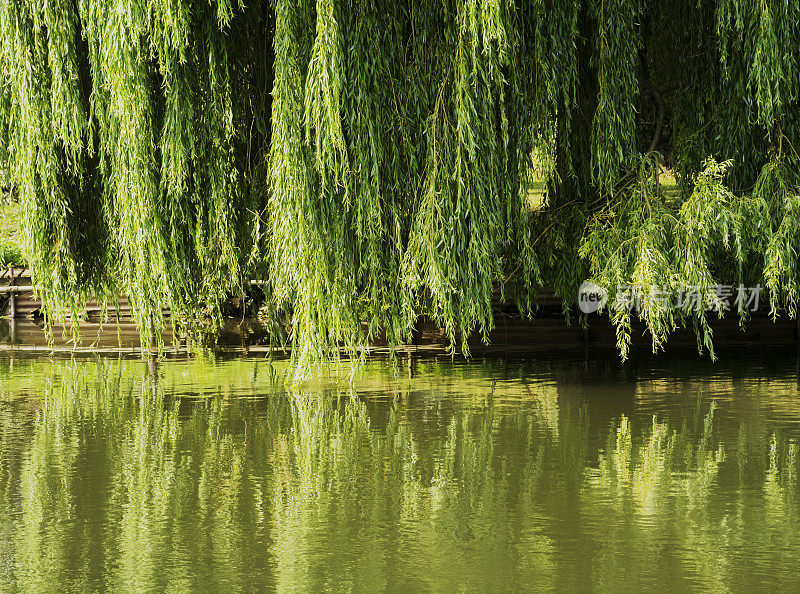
[
  {"x1": 590, "y1": 0, "x2": 640, "y2": 193},
  {"x1": 0, "y1": 0, "x2": 265, "y2": 345},
  {"x1": 761, "y1": 158, "x2": 800, "y2": 317},
  {"x1": 0, "y1": 196, "x2": 23, "y2": 265},
  {"x1": 581, "y1": 157, "x2": 767, "y2": 359},
  {"x1": 580, "y1": 155, "x2": 678, "y2": 357},
  {"x1": 1, "y1": 0, "x2": 800, "y2": 366},
  {"x1": 0, "y1": 241, "x2": 22, "y2": 266},
  {"x1": 268, "y1": 0, "x2": 539, "y2": 370},
  {"x1": 401, "y1": 0, "x2": 538, "y2": 352}
]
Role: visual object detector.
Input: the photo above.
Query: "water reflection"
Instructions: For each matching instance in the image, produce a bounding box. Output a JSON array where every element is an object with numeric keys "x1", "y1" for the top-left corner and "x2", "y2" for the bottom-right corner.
[{"x1": 0, "y1": 355, "x2": 799, "y2": 590}]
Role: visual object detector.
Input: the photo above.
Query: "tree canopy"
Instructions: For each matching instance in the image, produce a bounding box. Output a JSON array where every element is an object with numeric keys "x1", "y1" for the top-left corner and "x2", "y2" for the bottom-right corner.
[{"x1": 0, "y1": 0, "x2": 798, "y2": 364}]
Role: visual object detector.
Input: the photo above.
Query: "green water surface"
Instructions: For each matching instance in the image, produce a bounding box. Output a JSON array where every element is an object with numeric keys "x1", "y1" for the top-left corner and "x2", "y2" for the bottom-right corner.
[{"x1": 0, "y1": 352, "x2": 799, "y2": 592}]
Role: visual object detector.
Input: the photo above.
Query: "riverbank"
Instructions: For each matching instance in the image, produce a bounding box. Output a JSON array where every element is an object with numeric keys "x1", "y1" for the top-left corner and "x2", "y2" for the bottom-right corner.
[
  {"x1": 0, "y1": 197, "x2": 23, "y2": 267},
  {"x1": 2, "y1": 310, "x2": 799, "y2": 363},
  {"x1": 4, "y1": 267, "x2": 799, "y2": 359}
]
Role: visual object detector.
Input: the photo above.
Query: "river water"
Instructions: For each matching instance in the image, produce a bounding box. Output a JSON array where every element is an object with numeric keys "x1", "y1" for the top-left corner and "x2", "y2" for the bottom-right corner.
[{"x1": 0, "y1": 351, "x2": 799, "y2": 591}]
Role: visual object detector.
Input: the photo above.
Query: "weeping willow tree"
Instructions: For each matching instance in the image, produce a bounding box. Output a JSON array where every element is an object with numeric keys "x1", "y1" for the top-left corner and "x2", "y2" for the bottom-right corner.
[
  {"x1": 0, "y1": 0, "x2": 270, "y2": 346},
  {"x1": 0, "y1": 0, "x2": 799, "y2": 364},
  {"x1": 268, "y1": 0, "x2": 541, "y2": 368}
]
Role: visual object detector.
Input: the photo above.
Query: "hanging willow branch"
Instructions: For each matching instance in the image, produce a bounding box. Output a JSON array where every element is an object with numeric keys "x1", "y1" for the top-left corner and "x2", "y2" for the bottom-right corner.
[
  {"x1": 0, "y1": 0, "x2": 248, "y2": 348},
  {"x1": 0, "y1": 0, "x2": 798, "y2": 369}
]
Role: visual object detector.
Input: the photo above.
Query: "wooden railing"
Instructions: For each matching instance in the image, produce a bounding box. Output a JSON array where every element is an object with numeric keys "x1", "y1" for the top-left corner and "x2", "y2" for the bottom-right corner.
[{"x1": 0, "y1": 267, "x2": 32, "y2": 319}]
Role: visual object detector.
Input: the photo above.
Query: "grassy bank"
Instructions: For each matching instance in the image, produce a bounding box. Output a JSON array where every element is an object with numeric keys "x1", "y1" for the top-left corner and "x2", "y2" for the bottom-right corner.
[{"x1": 0, "y1": 195, "x2": 23, "y2": 266}]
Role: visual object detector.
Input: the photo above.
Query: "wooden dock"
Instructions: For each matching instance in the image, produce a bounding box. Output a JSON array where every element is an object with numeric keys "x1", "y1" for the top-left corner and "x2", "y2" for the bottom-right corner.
[
  {"x1": 0, "y1": 267, "x2": 35, "y2": 320},
  {"x1": 0, "y1": 267, "x2": 138, "y2": 320},
  {"x1": 0, "y1": 268, "x2": 149, "y2": 348},
  {"x1": 3, "y1": 267, "x2": 799, "y2": 357},
  {"x1": 3, "y1": 269, "x2": 565, "y2": 320}
]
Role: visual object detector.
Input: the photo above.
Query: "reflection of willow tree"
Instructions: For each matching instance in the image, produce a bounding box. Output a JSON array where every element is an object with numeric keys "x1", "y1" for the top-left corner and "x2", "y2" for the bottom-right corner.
[
  {"x1": 269, "y1": 388, "x2": 585, "y2": 591},
  {"x1": 1, "y1": 361, "x2": 290, "y2": 591},
  {"x1": 586, "y1": 406, "x2": 800, "y2": 591},
  {"x1": 1, "y1": 361, "x2": 800, "y2": 590},
  {"x1": 587, "y1": 407, "x2": 726, "y2": 591}
]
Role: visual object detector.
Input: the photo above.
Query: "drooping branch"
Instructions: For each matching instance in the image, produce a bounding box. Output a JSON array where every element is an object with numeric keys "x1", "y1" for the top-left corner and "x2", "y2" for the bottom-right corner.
[{"x1": 0, "y1": 0, "x2": 797, "y2": 369}]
